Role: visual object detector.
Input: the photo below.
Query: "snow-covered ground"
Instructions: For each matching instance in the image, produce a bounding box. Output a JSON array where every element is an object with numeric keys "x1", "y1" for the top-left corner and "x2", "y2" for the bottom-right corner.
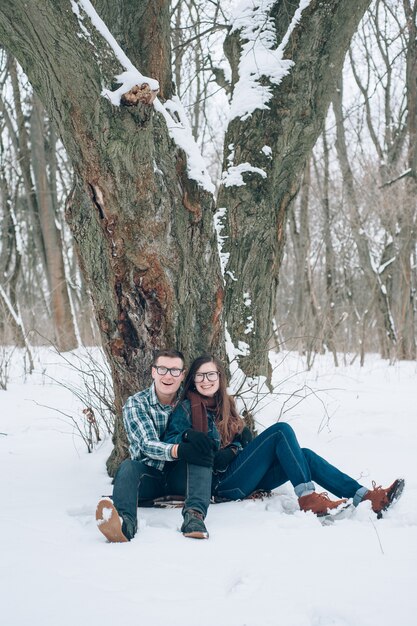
[{"x1": 1, "y1": 348, "x2": 416, "y2": 626}]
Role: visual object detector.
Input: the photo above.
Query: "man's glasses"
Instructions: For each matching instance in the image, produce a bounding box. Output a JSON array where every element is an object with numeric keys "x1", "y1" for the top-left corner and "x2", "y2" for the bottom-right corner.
[
  {"x1": 153, "y1": 366, "x2": 184, "y2": 377},
  {"x1": 194, "y1": 371, "x2": 219, "y2": 382}
]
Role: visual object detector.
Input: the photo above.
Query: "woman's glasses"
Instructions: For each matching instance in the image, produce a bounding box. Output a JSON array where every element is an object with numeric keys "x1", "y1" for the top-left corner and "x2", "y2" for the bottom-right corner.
[{"x1": 194, "y1": 371, "x2": 219, "y2": 382}]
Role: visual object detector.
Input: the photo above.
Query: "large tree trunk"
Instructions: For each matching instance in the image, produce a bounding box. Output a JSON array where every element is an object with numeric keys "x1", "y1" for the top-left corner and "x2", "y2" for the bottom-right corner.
[
  {"x1": 0, "y1": 0, "x2": 224, "y2": 473},
  {"x1": 218, "y1": 0, "x2": 372, "y2": 378}
]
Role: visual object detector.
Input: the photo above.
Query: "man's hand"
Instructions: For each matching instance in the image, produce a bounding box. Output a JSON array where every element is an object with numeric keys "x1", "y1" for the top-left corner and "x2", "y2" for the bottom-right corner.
[
  {"x1": 177, "y1": 441, "x2": 214, "y2": 467},
  {"x1": 182, "y1": 429, "x2": 217, "y2": 453},
  {"x1": 176, "y1": 429, "x2": 217, "y2": 467}
]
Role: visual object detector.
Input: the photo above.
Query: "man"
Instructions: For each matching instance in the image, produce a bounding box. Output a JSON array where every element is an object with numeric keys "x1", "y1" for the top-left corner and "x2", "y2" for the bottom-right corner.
[{"x1": 96, "y1": 349, "x2": 214, "y2": 542}]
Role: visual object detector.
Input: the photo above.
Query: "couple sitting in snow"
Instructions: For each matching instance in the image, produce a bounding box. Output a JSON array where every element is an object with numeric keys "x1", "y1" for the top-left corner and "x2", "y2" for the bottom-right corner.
[{"x1": 96, "y1": 349, "x2": 404, "y2": 542}]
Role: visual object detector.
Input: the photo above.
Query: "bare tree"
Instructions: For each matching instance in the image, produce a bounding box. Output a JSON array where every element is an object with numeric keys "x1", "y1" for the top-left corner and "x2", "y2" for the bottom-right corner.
[{"x1": 0, "y1": 54, "x2": 78, "y2": 351}]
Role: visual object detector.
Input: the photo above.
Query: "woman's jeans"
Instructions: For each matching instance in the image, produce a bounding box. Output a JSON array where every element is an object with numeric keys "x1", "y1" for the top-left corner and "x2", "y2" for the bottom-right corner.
[
  {"x1": 215, "y1": 422, "x2": 367, "y2": 505},
  {"x1": 112, "y1": 459, "x2": 212, "y2": 536}
]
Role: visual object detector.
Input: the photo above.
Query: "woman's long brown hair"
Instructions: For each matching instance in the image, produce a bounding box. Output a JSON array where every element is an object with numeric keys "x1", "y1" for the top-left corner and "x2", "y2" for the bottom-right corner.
[{"x1": 182, "y1": 354, "x2": 244, "y2": 446}]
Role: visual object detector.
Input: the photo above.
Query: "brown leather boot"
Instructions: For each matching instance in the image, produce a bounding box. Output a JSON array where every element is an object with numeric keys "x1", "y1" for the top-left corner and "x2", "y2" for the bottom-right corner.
[
  {"x1": 298, "y1": 491, "x2": 348, "y2": 516},
  {"x1": 96, "y1": 499, "x2": 129, "y2": 543},
  {"x1": 362, "y1": 478, "x2": 405, "y2": 518}
]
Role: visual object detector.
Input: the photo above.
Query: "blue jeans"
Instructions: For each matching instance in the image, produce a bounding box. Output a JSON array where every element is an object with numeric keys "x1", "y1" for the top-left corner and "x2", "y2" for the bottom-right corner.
[
  {"x1": 112, "y1": 459, "x2": 212, "y2": 538},
  {"x1": 215, "y1": 422, "x2": 367, "y2": 505}
]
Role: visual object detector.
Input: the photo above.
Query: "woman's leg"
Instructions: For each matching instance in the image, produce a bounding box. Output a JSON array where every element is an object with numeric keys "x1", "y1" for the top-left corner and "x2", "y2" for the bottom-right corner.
[
  {"x1": 301, "y1": 448, "x2": 367, "y2": 504},
  {"x1": 216, "y1": 422, "x2": 315, "y2": 500}
]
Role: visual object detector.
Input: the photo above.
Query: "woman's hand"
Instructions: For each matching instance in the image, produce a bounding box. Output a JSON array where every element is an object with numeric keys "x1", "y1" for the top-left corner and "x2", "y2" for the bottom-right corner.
[{"x1": 213, "y1": 447, "x2": 237, "y2": 472}]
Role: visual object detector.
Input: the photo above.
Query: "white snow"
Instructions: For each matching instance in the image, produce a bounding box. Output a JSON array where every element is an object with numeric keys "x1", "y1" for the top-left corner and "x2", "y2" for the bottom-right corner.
[
  {"x1": 243, "y1": 292, "x2": 252, "y2": 306},
  {"x1": 0, "y1": 285, "x2": 22, "y2": 326},
  {"x1": 222, "y1": 162, "x2": 267, "y2": 187},
  {"x1": 220, "y1": 1, "x2": 311, "y2": 190},
  {"x1": 0, "y1": 347, "x2": 416, "y2": 626},
  {"x1": 96, "y1": 505, "x2": 112, "y2": 525},
  {"x1": 71, "y1": 0, "x2": 158, "y2": 96},
  {"x1": 378, "y1": 257, "x2": 396, "y2": 274},
  {"x1": 155, "y1": 97, "x2": 215, "y2": 194},
  {"x1": 244, "y1": 316, "x2": 254, "y2": 334},
  {"x1": 213, "y1": 206, "x2": 230, "y2": 280},
  {"x1": 229, "y1": 0, "x2": 312, "y2": 122}
]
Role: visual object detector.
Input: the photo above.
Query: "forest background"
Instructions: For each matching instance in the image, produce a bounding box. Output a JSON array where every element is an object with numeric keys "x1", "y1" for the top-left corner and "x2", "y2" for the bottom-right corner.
[{"x1": 0, "y1": 0, "x2": 416, "y2": 471}]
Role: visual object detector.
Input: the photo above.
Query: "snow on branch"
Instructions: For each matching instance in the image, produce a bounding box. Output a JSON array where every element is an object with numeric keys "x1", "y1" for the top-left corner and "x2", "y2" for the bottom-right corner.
[
  {"x1": 71, "y1": 0, "x2": 214, "y2": 194},
  {"x1": 0, "y1": 285, "x2": 22, "y2": 327},
  {"x1": 379, "y1": 168, "x2": 412, "y2": 188},
  {"x1": 154, "y1": 97, "x2": 215, "y2": 194},
  {"x1": 222, "y1": 162, "x2": 267, "y2": 187},
  {"x1": 229, "y1": 0, "x2": 311, "y2": 122},
  {"x1": 71, "y1": 0, "x2": 159, "y2": 98}
]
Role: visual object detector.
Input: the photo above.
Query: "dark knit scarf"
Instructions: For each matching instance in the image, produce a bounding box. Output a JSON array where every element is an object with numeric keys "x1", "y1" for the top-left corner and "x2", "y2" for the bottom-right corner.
[{"x1": 187, "y1": 391, "x2": 218, "y2": 433}]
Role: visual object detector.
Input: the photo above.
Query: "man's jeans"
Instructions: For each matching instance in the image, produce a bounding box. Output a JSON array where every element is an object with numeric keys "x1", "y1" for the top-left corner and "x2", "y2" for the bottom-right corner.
[
  {"x1": 215, "y1": 422, "x2": 367, "y2": 505},
  {"x1": 112, "y1": 459, "x2": 212, "y2": 536}
]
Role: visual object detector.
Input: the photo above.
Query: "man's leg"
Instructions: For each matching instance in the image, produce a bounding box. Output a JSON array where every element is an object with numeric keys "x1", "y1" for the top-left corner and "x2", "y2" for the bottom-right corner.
[
  {"x1": 97, "y1": 460, "x2": 165, "y2": 542},
  {"x1": 166, "y1": 461, "x2": 212, "y2": 539}
]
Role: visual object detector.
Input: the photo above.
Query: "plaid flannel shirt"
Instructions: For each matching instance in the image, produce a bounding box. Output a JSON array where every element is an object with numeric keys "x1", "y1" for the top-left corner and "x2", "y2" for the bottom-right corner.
[{"x1": 122, "y1": 383, "x2": 177, "y2": 470}]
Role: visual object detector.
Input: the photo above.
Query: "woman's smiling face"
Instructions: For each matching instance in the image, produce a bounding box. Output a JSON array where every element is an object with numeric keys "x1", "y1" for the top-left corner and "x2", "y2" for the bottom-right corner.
[{"x1": 194, "y1": 361, "x2": 220, "y2": 397}]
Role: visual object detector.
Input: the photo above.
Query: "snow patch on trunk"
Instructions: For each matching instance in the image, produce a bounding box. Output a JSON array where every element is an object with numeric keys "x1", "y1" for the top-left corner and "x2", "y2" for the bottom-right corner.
[{"x1": 229, "y1": 0, "x2": 312, "y2": 122}]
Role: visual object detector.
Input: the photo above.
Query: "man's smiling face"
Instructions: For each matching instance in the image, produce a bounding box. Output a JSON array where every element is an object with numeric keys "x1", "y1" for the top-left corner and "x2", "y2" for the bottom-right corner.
[{"x1": 151, "y1": 356, "x2": 185, "y2": 404}]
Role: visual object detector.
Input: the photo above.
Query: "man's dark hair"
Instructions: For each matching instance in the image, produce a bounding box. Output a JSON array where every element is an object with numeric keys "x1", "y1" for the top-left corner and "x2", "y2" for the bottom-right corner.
[{"x1": 153, "y1": 349, "x2": 185, "y2": 366}]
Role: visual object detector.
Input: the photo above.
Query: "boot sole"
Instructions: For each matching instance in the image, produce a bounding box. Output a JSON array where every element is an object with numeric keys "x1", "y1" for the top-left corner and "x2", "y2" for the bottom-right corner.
[
  {"x1": 378, "y1": 478, "x2": 405, "y2": 519},
  {"x1": 317, "y1": 502, "x2": 352, "y2": 518},
  {"x1": 96, "y1": 499, "x2": 129, "y2": 543},
  {"x1": 182, "y1": 530, "x2": 209, "y2": 539},
  {"x1": 319, "y1": 503, "x2": 354, "y2": 524}
]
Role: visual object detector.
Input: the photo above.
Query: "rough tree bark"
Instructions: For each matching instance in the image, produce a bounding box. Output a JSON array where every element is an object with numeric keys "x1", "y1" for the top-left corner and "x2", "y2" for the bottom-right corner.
[
  {"x1": 218, "y1": 0, "x2": 372, "y2": 378},
  {"x1": 320, "y1": 130, "x2": 339, "y2": 366}
]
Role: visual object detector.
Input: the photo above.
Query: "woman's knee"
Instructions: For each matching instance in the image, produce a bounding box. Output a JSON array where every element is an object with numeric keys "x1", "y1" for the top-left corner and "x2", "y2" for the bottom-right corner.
[
  {"x1": 266, "y1": 421, "x2": 295, "y2": 439},
  {"x1": 301, "y1": 447, "x2": 314, "y2": 462}
]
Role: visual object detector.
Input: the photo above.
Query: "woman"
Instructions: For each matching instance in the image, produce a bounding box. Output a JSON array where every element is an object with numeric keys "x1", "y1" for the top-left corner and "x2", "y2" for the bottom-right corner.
[{"x1": 164, "y1": 354, "x2": 404, "y2": 539}]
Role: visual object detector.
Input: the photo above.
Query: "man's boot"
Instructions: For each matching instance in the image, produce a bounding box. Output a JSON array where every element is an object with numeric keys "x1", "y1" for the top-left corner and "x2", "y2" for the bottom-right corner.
[
  {"x1": 96, "y1": 498, "x2": 133, "y2": 542},
  {"x1": 181, "y1": 509, "x2": 209, "y2": 539}
]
